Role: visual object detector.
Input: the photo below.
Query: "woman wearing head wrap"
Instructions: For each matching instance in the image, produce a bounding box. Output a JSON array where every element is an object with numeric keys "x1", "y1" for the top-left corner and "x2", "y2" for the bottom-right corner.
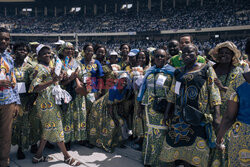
[
  {"x1": 137, "y1": 49, "x2": 175, "y2": 166},
  {"x1": 58, "y1": 42, "x2": 88, "y2": 151},
  {"x1": 29, "y1": 44, "x2": 81, "y2": 166},
  {"x1": 11, "y1": 43, "x2": 39, "y2": 159},
  {"x1": 216, "y1": 38, "x2": 250, "y2": 167},
  {"x1": 208, "y1": 41, "x2": 243, "y2": 166},
  {"x1": 160, "y1": 44, "x2": 221, "y2": 167},
  {"x1": 88, "y1": 72, "x2": 133, "y2": 152}
]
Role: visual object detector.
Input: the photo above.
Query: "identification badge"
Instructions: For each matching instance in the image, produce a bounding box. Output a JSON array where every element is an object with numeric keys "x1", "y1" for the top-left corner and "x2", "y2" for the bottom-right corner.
[
  {"x1": 175, "y1": 81, "x2": 181, "y2": 95},
  {"x1": 83, "y1": 76, "x2": 88, "y2": 84},
  {"x1": 17, "y1": 82, "x2": 26, "y2": 94},
  {"x1": 87, "y1": 93, "x2": 95, "y2": 103},
  {"x1": 55, "y1": 58, "x2": 63, "y2": 76},
  {"x1": 156, "y1": 75, "x2": 167, "y2": 86}
]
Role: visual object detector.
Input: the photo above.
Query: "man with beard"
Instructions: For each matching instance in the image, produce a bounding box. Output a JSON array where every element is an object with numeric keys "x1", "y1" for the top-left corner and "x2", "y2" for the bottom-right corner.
[{"x1": 0, "y1": 27, "x2": 20, "y2": 167}]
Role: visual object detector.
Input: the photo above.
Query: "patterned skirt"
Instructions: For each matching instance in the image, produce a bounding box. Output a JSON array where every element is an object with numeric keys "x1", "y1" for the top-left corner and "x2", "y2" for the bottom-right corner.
[
  {"x1": 62, "y1": 95, "x2": 87, "y2": 143},
  {"x1": 88, "y1": 94, "x2": 124, "y2": 152},
  {"x1": 142, "y1": 105, "x2": 167, "y2": 166},
  {"x1": 160, "y1": 136, "x2": 210, "y2": 167}
]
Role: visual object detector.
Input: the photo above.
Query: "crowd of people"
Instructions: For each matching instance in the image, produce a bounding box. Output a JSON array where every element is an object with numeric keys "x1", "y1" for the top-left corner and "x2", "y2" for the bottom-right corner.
[
  {"x1": 0, "y1": 26, "x2": 249, "y2": 167},
  {"x1": 1, "y1": 1, "x2": 249, "y2": 33}
]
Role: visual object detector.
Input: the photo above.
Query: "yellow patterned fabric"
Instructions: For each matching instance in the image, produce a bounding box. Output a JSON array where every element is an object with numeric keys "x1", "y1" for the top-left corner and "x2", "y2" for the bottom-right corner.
[
  {"x1": 167, "y1": 66, "x2": 221, "y2": 110},
  {"x1": 88, "y1": 93, "x2": 126, "y2": 152},
  {"x1": 141, "y1": 72, "x2": 173, "y2": 166},
  {"x1": 228, "y1": 121, "x2": 250, "y2": 167},
  {"x1": 160, "y1": 137, "x2": 210, "y2": 167},
  {"x1": 161, "y1": 65, "x2": 221, "y2": 167},
  {"x1": 225, "y1": 72, "x2": 246, "y2": 103},
  {"x1": 61, "y1": 59, "x2": 88, "y2": 143},
  {"x1": 29, "y1": 64, "x2": 64, "y2": 143},
  {"x1": 12, "y1": 61, "x2": 39, "y2": 150}
]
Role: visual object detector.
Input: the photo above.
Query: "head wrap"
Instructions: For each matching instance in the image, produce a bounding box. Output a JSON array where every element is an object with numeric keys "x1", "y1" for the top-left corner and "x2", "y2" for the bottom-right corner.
[
  {"x1": 36, "y1": 44, "x2": 51, "y2": 55},
  {"x1": 54, "y1": 40, "x2": 65, "y2": 45},
  {"x1": 209, "y1": 41, "x2": 241, "y2": 66},
  {"x1": 58, "y1": 42, "x2": 74, "y2": 55},
  {"x1": 29, "y1": 42, "x2": 40, "y2": 45},
  {"x1": 128, "y1": 49, "x2": 139, "y2": 57}
]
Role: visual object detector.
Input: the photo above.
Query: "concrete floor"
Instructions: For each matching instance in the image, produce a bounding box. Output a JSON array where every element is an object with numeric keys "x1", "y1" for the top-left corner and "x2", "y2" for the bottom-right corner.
[{"x1": 9, "y1": 143, "x2": 143, "y2": 167}]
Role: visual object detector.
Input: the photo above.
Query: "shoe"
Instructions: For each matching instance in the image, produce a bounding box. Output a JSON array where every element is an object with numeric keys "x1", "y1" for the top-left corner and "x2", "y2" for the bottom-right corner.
[
  {"x1": 30, "y1": 144, "x2": 38, "y2": 154},
  {"x1": 17, "y1": 148, "x2": 25, "y2": 160},
  {"x1": 64, "y1": 156, "x2": 81, "y2": 166},
  {"x1": 45, "y1": 142, "x2": 55, "y2": 149},
  {"x1": 120, "y1": 144, "x2": 126, "y2": 148}
]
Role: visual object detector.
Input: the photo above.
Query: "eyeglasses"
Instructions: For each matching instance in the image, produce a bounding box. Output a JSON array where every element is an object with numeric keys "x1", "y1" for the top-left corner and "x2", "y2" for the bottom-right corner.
[{"x1": 155, "y1": 54, "x2": 165, "y2": 58}]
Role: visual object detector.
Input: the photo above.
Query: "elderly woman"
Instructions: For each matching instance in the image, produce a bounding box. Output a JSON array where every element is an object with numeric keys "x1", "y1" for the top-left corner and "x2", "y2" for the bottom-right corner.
[
  {"x1": 209, "y1": 41, "x2": 243, "y2": 166},
  {"x1": 29, "y1": 44, "x2": 81, "y2": 166},
  {"x1": 11, "y1": 43, "x2": 38, "y2": 159},
  {"x1": 88, "y1": 72, "x2": 132, "y2": 152},
  {"x1": 160, "y1": 44, "x2": 221, "y2": 167},
  {"x1": 137, "y1": 49, "x2": 175, "y2": 166},
  {"x1": 58, "y1": 42, "x2": 88, "y2": 151},
  {"x1": 216, "y1": 38, "x2": 250, "y2": 167}
]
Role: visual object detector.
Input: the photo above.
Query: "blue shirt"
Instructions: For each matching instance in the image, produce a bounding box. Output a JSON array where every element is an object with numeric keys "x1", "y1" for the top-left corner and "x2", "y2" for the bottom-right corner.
[
  {"x1": 236, "y1": 81, "x2": 250, "y2": 124},
  {"x1": 0, "y1": 51, "x2": 21, "y2": 105},
  {"x1": 81, "y1": 58, "x2": 104, "y2": 93}
]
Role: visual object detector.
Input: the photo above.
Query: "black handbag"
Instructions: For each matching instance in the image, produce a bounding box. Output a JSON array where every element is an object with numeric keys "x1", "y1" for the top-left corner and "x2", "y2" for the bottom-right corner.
[
  {"x1": 153, "y1": 97, "x2": 168, "y2": 113},
  {"x1": 180, "y1": 81, "x2": 207, "y2": 126},
  {"x1": 182, "y1": 104, "x2": 205, "y2": 126},
  {"x1": 152, "y1": 74, "x2": 167, "y2": 113}
]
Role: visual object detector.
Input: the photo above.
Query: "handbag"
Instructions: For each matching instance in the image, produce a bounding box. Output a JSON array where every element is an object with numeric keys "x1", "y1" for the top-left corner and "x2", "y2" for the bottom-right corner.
[
  {"x1": 153, "y1": 97, "x2": 168, "y2": 113},
  {"x1": 152, "y1": 73, "x2": 167, "y2": 113},
  {"x1": 182, "y1": 104, "x2": 205, "y2": 126},
  {"x1": 180, "y1": 80, "x2": 207, "y2": 126}
]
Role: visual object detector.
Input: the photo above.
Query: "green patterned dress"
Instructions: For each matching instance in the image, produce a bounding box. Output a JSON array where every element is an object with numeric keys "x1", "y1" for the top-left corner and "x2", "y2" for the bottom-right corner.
[
  {"x1": 132, "y1": 67, "x2": 150, "y2": 138},
  {"x1": 29, "y1": 64, "x2": 64, "y2": 143},
  {"x1": 61, "y1": 59, "x2": 88, "y2": 142},
  {"x1": 141, "y1": 72, "x2": 173, "y2": 166},
  {"x1": 88, "y1": 88, "x2": 131, "y2": 152},
  {"x1": 12, "y1": 61, "x2": 38, "y2": 149},
  {"x1": 209, "y1": 66, "x2": 242, "y2": 167},
  {"x1": 160, "y1": 65, "x2": 221, "y2": 167},
  {"x1": 224, "y1": 73, "x2": 250, "y2": 167}
]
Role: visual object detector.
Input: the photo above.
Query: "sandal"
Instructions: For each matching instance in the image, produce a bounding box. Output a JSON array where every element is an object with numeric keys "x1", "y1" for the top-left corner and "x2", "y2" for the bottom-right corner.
[
  {"x1": 64, "y1": 157, "x2": 81, "y2": 166},
  {"x1": 32, "y1": 155, "x2": 53, "y2": 163}
]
